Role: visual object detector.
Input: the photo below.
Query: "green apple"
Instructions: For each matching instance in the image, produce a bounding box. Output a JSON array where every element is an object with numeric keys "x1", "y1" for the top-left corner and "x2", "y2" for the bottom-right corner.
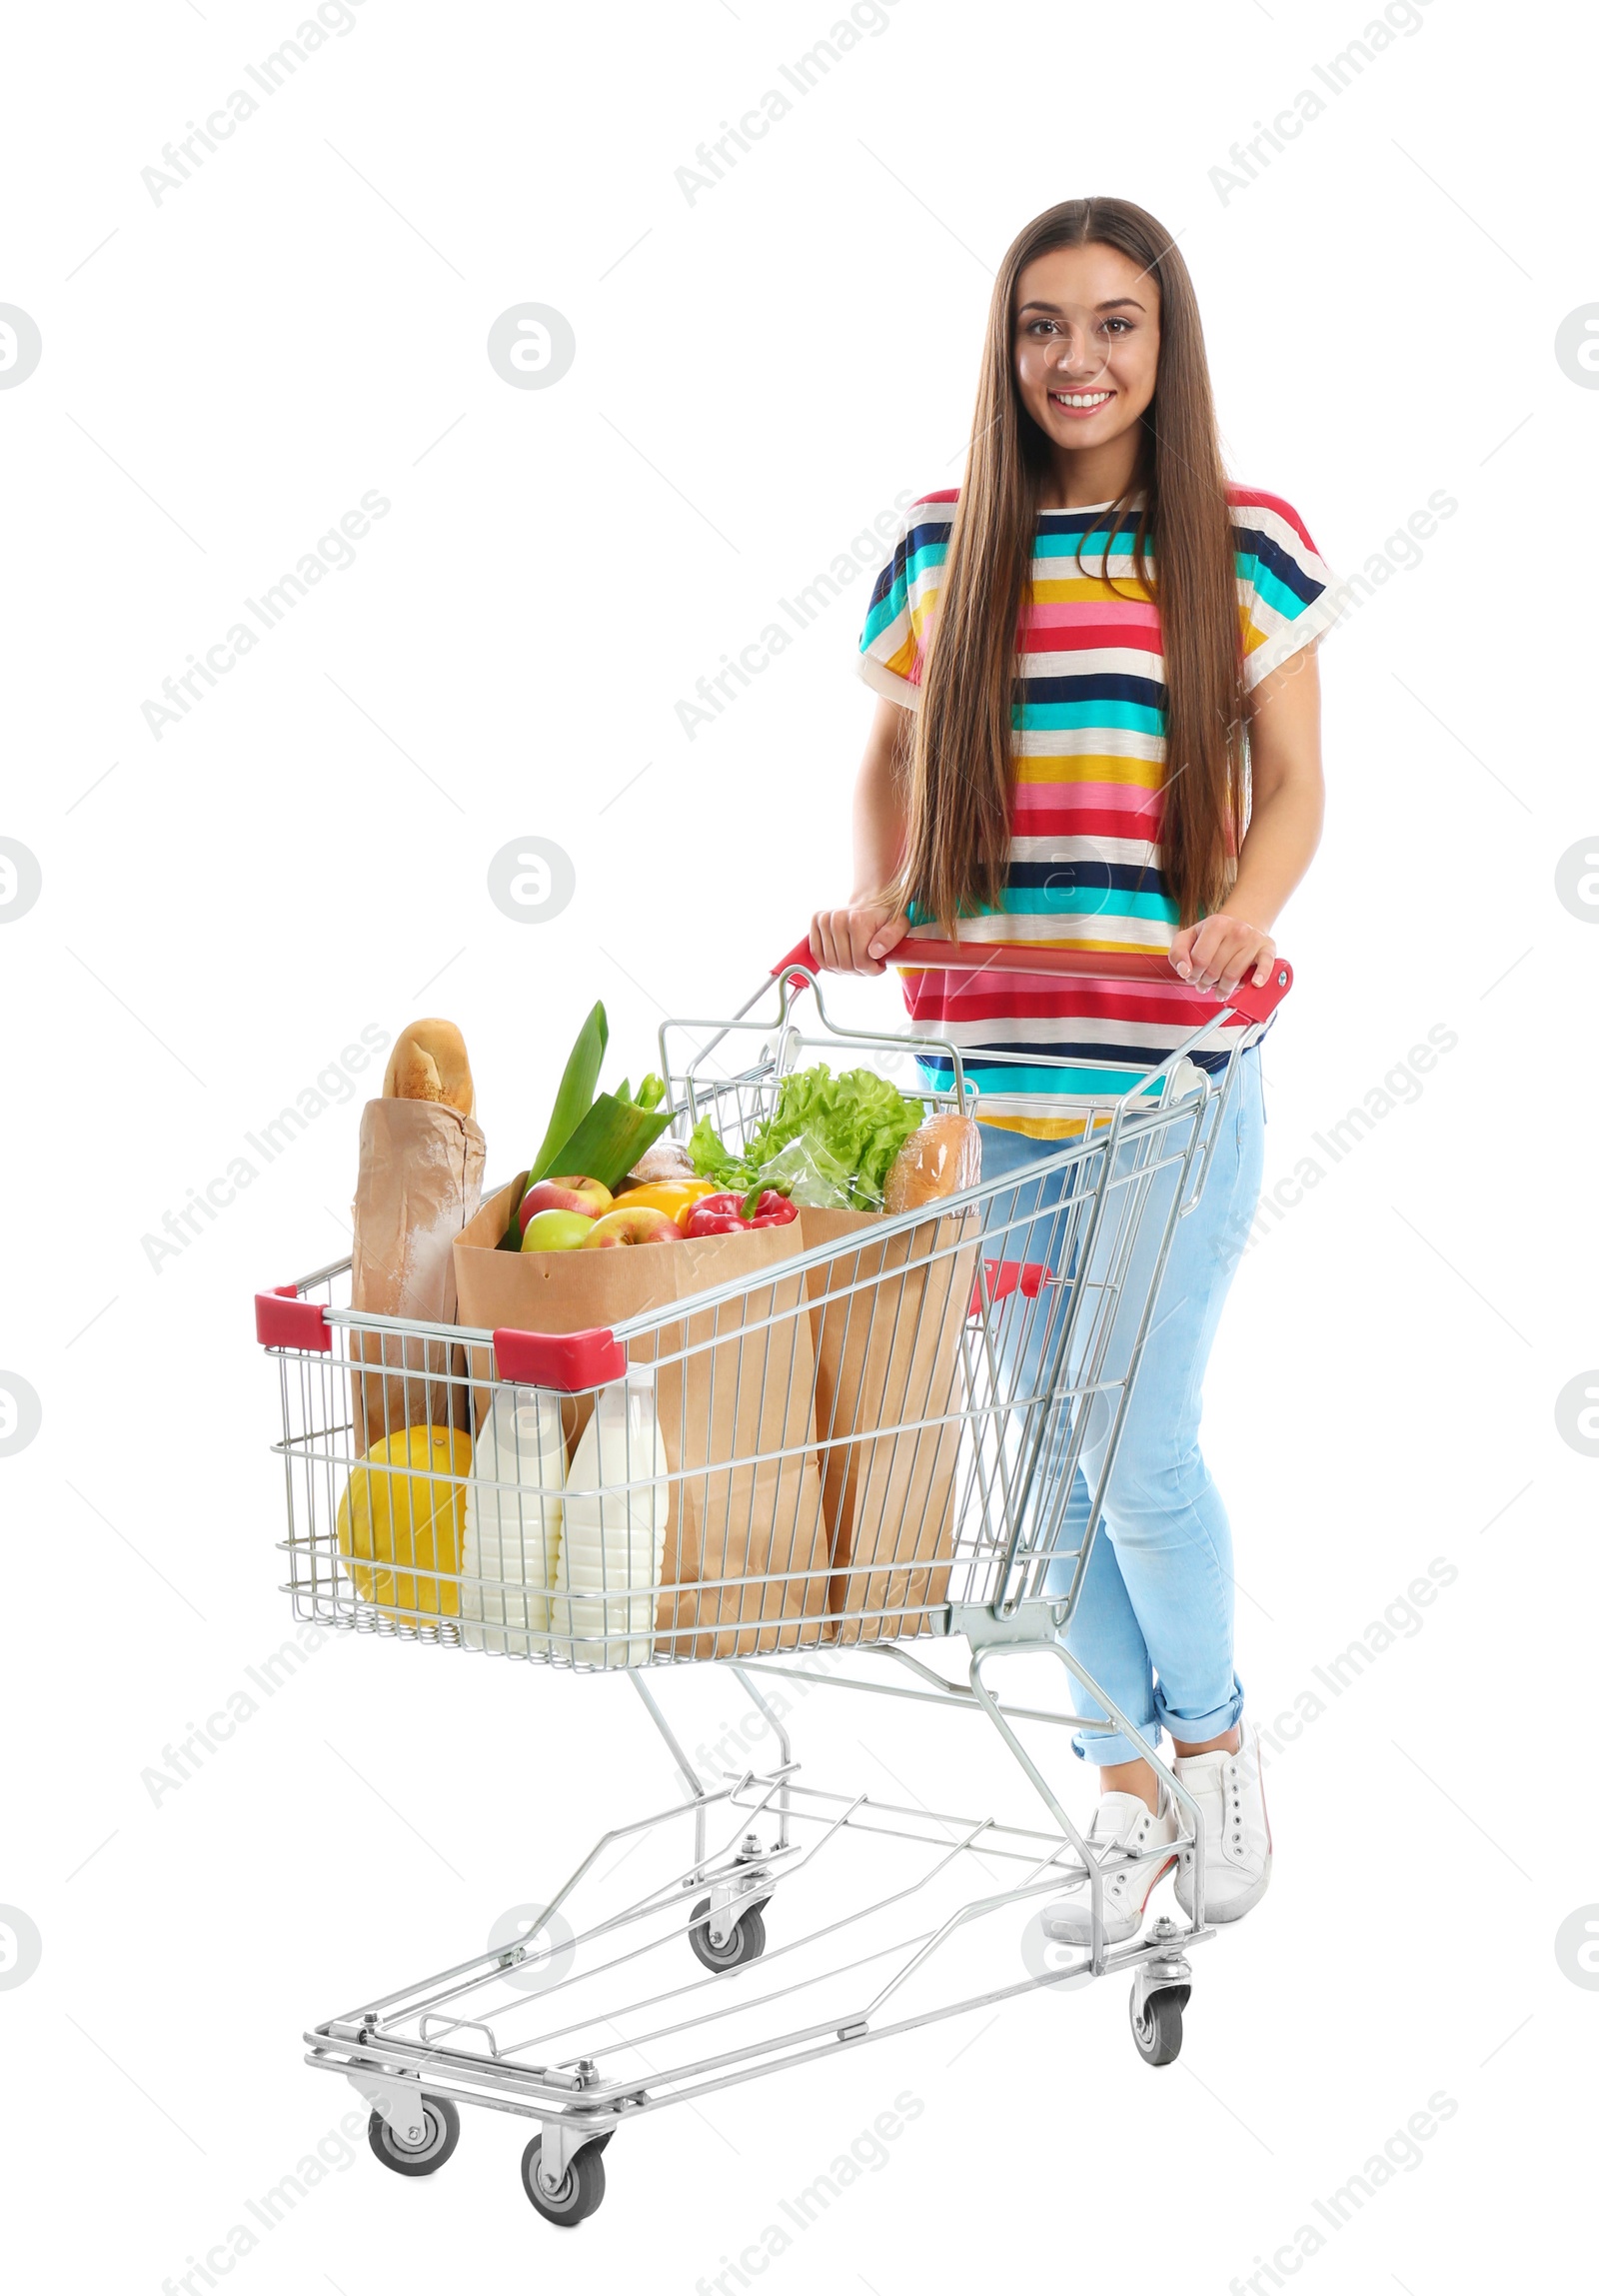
[{"x1": 520, "y1": 1207, "x2": 596, "y2": 1253}]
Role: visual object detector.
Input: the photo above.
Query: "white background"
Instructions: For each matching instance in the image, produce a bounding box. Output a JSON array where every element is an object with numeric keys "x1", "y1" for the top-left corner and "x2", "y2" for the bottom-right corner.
[{"x1": 2, "y1": 0, "x2": 1592, "y2": 2287}]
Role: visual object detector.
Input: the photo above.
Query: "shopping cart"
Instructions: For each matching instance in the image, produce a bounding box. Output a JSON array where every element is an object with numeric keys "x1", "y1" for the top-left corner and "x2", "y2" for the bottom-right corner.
[{"x1": 256, "y1": 937, "x2": 1290, "y2": 2226}]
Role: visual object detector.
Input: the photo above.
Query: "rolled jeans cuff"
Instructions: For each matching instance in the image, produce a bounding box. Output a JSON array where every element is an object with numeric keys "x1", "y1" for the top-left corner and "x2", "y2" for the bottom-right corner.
[
  {"x1": 1071, "y1": 1720, "x2": 1165, "y2": 1767},
  {"x1": 1067, "y1": 1676, "x2": 1246, "y2": 1766},
  {"x1": 1153, "y1": 1676, "x2": 1245, "y2": 1749}
]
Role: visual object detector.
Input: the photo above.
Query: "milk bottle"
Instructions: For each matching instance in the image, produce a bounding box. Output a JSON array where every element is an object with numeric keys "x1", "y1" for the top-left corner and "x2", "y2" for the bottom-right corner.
[
  {"x1": 549, "y1": 1361, "x2": 667, "y2": 1666},
  {"x1": 461, "y1": 1385, "x2": 567, "y2": 1654}
]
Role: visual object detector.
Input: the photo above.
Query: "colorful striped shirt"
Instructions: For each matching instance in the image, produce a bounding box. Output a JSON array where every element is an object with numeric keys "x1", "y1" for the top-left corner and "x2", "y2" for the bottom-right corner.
[{"x1": 857, "y1": 487, "x2": 1343, "y2": 1129}]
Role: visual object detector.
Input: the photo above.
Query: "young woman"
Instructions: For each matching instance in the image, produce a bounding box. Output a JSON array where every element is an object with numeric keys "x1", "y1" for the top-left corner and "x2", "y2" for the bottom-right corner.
[{"x1": 809, "y1": 197, "x2": 1342, "y2": 1942}]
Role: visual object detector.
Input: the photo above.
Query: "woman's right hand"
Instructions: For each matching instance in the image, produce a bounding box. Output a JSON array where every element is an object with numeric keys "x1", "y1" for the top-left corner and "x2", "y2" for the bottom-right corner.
[{"x1": 808, "y1": 902, "x2": 910, "y2": 976}]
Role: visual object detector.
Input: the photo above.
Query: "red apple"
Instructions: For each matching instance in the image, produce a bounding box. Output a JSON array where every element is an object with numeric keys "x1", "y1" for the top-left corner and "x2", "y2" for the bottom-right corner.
[
  {"x1": 519, "y1": 1174, "x2": 613, "y2": 1231},
  {"x1": 579, "y1": 1207, "x2": 680, "y2": 1249},
  {"x1": 520, "y1": 1208, "x2": 596, "y2": 1253}
]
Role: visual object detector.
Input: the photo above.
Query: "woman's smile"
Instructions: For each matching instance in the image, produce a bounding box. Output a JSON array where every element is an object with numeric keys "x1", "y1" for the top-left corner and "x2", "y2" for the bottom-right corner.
[{"x1": 1047, "y1": 385, "x2": 1116, "y2": 417}]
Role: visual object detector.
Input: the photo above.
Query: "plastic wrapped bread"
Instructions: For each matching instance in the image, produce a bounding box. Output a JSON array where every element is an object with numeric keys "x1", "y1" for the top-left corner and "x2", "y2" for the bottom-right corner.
[{"x1": 883, "y1": 1112, "x2": 982, "y2": 1215}]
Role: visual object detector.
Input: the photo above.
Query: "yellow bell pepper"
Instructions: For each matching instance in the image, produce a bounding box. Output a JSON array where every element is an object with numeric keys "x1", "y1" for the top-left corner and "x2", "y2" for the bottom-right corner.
[
  {"x1": 610, "y1": 1179, "x2": 719, "y2": 1233},
  {"x1": 337, "y1": 1425, "x2": 474, "y2": 1620}
]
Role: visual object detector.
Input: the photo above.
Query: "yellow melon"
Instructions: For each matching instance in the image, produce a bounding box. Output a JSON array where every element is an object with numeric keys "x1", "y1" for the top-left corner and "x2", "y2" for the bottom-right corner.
[{"x1": 337, "y1": 1425, "x2": 474, "y2": 1621}]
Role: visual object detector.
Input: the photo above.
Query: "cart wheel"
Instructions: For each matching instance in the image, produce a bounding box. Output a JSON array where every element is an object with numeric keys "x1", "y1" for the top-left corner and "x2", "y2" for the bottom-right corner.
[
  {"x1": 367, "y1": 2095, "x2": 461, "y2": 2175},
  {"x1": 521, "y1": 2134, "x2": 607, "y2": 2227},
  {"x1": 689, "y1": 1895, "x2": 767, "y2": 1972},
  {"x1": 1129, "y1": 1982, "x2": 1188, "y2": 2067}
]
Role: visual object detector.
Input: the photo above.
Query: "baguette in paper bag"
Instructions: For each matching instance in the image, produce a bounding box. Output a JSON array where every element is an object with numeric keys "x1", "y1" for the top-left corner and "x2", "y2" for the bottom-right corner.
[{"x1": 349, "y1": 1019, "x2": 486, "y2": 1452}]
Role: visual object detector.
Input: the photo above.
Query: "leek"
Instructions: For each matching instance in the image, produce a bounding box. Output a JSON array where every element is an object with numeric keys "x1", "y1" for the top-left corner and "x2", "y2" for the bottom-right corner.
[
  {"x1": 549, "y1": 1093, "x2": 673, "y2": 1194},
  {"x1": 498, "y1": 1001, "x2": 610, "y2": 1249}
]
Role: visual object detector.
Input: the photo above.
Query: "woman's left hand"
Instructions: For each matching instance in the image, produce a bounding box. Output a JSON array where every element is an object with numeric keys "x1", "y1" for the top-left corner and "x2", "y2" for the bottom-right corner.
[{"x1": 1169, "y1": 914, "x2": 1276, "y2": 999}]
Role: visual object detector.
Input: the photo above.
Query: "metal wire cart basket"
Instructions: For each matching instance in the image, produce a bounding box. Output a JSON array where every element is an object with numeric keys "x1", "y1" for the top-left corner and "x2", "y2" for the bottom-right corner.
[{"x1": 256, "y1": 937, "x2": 1291, "y2": 2226}]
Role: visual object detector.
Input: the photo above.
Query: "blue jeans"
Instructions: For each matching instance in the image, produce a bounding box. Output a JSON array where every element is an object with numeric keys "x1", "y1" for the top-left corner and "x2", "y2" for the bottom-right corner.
[{"x1": 976, "y1": 1047, "x2": 1265, "y2": 1764}]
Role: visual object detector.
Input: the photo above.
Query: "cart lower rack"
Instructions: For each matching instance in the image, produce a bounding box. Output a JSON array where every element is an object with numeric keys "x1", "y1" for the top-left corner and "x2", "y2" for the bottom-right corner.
[{"x1": 258, "y1": 938, "x2": 1291, "y2": 2225}]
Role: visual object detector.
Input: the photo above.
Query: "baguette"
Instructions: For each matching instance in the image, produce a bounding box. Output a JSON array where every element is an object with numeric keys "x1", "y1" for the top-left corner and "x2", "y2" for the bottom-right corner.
[{"x1": 383, "y1": 1019, "x2": 476, "y2": 1119}]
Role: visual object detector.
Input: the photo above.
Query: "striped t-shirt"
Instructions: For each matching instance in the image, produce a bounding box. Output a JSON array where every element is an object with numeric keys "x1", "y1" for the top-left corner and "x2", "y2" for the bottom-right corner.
[{"x1": 858, "y1": 487, "x2": 1343, "y2": 1128}]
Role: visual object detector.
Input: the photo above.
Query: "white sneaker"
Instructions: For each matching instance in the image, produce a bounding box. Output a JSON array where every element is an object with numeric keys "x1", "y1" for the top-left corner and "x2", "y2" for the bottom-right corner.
[
  {"x1": 1173, "y1": 1721, "x2": 1272, "y2": 1924},
  {"x1": 1041, "y1": 1789, "x2": 1178, "y2": 1946}
]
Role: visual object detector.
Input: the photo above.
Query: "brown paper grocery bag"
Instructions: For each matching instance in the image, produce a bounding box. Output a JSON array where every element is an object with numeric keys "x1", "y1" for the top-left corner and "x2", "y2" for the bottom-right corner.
[
  {"x1": 657, "y1": 1244, "x2": 831, "y2": 1659},
  {"x1": 454, "y1": 1183, "x2": 830, "y2": 1657},
  {"x1": 349, "y1": 1100, "x2": 486, "y2": 1453},
  {"x1": 800, "y1": 1205, "x2": 979, "y2": 1644}
]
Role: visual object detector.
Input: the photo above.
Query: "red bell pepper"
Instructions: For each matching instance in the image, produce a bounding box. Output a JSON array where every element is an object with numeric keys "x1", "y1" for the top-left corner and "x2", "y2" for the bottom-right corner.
[{"x1": 684, "y1": 1187, "x2": 799, "y2": 1237}]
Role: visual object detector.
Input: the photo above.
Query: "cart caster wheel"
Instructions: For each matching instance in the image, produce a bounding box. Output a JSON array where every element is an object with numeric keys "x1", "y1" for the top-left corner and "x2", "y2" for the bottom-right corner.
[
  {"x1": 521, "y1": 2135, "x2": 607, "y2": 2226},
  {"x1": 689, "y1": 1895, "x2": 767, "y2": 1972},
  {"x1": 368, "y1": 2095, "x2": 461, "y2": 2175},
  {"x1": 1129, "y1": 1982, "x2": 1189, "y2": 2067}
]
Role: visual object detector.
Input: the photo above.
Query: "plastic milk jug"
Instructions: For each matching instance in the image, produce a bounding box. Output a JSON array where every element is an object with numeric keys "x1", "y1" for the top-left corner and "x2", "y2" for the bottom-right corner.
[
  {"x1": 549, "y1": 1361, "x2": 668, "y2": 1666},
  {"x1": 461, "y1": 1386, "x2": 567, "y2": 1654}
]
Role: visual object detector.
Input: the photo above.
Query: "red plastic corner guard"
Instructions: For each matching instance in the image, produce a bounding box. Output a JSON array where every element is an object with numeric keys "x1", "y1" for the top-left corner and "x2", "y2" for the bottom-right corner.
[
  {"x1": 1220, "y1": 957, "x2": 1293, "y2": 1026},
  {"x1": 255, "y1": 1288, "x2": 333, "y2": 1352},
  {"x1": 493, "y1": 1325, "x2": 628, "y2": 1391},
  {"x1": 970, "y1": 1259, "x2": 1055, "y2": 1316}
]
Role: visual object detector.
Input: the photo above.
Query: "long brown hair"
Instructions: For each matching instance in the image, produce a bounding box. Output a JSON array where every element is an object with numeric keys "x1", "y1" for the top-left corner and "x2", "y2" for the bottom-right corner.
[{"x1": 898, "y1": 197, "x2": 1245, "y2": 937}]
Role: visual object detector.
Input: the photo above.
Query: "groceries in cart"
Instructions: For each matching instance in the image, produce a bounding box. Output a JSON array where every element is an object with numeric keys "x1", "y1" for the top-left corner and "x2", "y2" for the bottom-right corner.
[{"x1": 304, "y1": 992, "x2": 987, "y2": 1664}]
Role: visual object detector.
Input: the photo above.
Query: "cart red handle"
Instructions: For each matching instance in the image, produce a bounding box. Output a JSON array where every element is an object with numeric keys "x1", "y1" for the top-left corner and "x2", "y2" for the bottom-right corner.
[{"x1": 773, "y1": 935, "x2": 1293, "y2": 1026}]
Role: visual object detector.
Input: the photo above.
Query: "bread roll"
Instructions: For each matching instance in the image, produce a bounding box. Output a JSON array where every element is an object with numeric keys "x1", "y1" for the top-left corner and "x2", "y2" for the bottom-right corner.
[
  {"x1": 626, "y1": 1140, "x2": 696, "y2": 1186},
  {"x1": 383, "y1": 1019, "x2": 476, "y2": 1118},
  {"x1": 884, "y1": 1111, "x2": 981, "y2": 1214}
]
